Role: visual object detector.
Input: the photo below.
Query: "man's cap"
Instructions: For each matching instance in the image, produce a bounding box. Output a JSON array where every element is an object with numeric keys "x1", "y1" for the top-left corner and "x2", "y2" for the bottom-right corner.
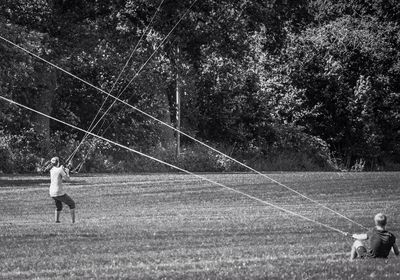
[{"x1": 50, "y1": 157, "x2": 59, "y2": 164}]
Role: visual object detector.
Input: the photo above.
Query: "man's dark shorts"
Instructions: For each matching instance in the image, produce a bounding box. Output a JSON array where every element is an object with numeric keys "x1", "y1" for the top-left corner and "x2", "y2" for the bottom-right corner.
[{"x1": 52, "y1": 194, "x2": 75, "y2": 211}]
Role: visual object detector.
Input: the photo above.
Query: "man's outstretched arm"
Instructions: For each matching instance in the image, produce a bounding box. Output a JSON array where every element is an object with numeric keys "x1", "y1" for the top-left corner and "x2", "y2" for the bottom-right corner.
[
  {"x1": 61, "y1": 165, "x2": 71, "y2": 181},
  {"x1": 352, "y1": 233, "x2": 368, "y2": 240}
]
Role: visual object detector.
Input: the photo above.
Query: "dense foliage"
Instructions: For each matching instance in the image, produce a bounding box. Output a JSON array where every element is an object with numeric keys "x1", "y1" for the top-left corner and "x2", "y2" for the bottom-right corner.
[{"x1": 1, "y1": 0, "x2": 400, "y2": 173}]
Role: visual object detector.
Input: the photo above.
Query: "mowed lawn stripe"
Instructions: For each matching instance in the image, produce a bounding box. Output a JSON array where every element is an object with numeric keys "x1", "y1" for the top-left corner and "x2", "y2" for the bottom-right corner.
[{"x1": 1, "y1": 172, "x2": 400, "y2": 279}]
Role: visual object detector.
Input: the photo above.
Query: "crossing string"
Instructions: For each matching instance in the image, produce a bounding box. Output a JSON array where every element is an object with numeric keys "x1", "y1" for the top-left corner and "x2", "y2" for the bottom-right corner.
[
  {"x1": 45, "y1": 1, "x2": 366, "y2": 231},
  {"x1": 0, "y1": 94, "x2": 350, "y2": 236},
  {"x1": 68, "y1": 0, "x2": 200, "y2": 168},
  {"x1": 0, "y1": 33, "x2": 367, "y2": 231},
  {"x1": 67, "y1": 0, "x2": 166, "y2": 164}
]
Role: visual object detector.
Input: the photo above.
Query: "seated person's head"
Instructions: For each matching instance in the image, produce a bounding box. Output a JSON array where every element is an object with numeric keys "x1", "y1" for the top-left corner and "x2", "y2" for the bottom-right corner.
[{"x1": 374, "y1": 213, "x2": 387, "y2": 227}]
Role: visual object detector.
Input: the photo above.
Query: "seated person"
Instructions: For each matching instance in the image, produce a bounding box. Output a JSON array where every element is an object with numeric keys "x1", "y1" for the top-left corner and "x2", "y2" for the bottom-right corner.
[{"x1": 350, "y1": 213, "x2": 399, "y2": 260}]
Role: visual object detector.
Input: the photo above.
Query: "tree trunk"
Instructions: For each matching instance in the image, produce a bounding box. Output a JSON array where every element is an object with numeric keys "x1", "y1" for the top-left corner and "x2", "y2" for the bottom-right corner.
[
  {"x1": 31, "y1": 65, "x2": 57, "y2": 143},
  {"x1": 158, "y1": 89, "x2": 175, "y2": 149}
]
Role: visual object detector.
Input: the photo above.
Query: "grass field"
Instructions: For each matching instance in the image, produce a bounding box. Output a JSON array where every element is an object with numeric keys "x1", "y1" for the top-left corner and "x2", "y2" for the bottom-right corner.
[{"x1": 1, "y1": 172, "x2": 400, "y2": 279}]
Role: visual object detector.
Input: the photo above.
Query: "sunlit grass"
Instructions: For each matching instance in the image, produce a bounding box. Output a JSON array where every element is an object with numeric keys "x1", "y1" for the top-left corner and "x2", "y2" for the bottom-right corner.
[{"x1": 1, "y1": 172, "x2": 400, "y2": 279}]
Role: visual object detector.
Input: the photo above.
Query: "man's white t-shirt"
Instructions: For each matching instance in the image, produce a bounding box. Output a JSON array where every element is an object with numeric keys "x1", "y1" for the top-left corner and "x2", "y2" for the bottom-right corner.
[{"x1": 49, "y1": 166, "x2": 70, "y2": 197}]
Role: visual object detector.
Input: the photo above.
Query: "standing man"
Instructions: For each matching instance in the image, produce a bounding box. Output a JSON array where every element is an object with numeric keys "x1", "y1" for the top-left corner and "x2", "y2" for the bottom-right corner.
[
  {"x1": 349, "y1": 213, "x2": 399, "y2": 260},
  {"x1": 49, "y1": 157, "x2": 76, "y2": 223}
]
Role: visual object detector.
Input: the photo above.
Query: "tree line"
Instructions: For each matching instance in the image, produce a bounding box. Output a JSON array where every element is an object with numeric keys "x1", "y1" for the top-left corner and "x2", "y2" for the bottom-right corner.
[{"x1": 1, "y1": 0, "x2": 400, "y2": 173}]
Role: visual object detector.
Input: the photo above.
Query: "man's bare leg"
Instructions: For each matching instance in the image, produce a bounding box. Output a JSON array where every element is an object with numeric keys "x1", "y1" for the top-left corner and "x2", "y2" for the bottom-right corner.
[
  {"x1": 350, "y1": 240, "x2": 363, "y2": 261},
  {"x1": 55, "y1": 210, "x2": 61, "y2": 223},
  {"x1": 70, "y1": 209, "x2": 75, "y2": 223}
]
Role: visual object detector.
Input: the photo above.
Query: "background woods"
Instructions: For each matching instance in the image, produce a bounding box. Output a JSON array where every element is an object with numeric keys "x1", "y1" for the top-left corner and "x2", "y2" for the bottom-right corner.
[{"x1": 1, "y1": 0, "x2": 400, "y2": 173}]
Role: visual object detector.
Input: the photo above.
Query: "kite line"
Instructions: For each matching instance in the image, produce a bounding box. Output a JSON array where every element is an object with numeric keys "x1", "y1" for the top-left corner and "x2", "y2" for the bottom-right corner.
[
  {"x1": 71, "y1": 0, "x2": 199, "y2": 164},
  {"x1": 67, "y1": 0, "x2": 166, "y2": 164},
  {"x1": 0, "y1": 94, "x2": 351, "y2": 236},
  {"x1": 0, "y1": 32, "x2": 367, "y2": 231}
]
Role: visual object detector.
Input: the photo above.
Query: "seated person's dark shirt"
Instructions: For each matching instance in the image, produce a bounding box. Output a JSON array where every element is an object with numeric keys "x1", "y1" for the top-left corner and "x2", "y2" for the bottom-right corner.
[{"x1": 364, "y1": 228, "x2": 396, "y2": 258}]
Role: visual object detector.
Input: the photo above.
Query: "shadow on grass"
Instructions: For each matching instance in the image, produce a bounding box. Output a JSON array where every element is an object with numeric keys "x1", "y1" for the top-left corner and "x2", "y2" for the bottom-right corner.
[{"x1": 0, "y1": 179, "x2": 87, "y2": 187}]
